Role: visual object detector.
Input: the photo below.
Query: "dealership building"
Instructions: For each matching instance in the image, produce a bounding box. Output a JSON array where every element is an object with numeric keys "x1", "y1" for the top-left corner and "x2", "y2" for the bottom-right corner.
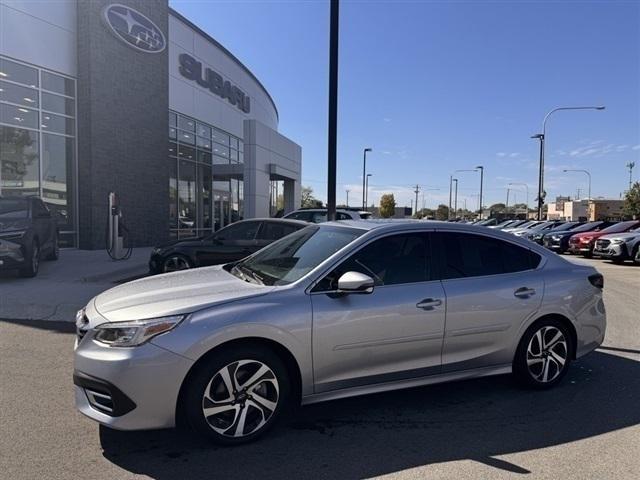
[{"x1": 0, "y1": 0, "x2": 302, "y2": 248}]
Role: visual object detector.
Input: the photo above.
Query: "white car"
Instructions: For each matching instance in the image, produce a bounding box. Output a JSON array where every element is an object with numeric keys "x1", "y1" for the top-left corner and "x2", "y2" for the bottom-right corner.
[
  {"x1": 283, "y1": 208, "x2": 372, "y2": 223},
  {"x1": 593, "y1": 227, "x2": 640, "y2": 263}
]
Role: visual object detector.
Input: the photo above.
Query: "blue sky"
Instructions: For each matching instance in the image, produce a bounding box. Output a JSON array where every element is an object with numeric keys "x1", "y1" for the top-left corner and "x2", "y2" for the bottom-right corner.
[{"x1": 170, "y1": 0, "x2": 640, "y2": 210}]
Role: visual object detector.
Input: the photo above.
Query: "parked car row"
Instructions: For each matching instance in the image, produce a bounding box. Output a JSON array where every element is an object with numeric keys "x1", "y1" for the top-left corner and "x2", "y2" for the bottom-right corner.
[{"x1": 482, "y1": 218, "x2": 640, "y2": 265}]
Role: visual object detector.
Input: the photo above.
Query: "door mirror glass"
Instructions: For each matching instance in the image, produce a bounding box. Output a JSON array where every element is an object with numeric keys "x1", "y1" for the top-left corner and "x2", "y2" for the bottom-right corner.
[{"x1": 337, "y1": 271, "x2": 374, "y2": 294}]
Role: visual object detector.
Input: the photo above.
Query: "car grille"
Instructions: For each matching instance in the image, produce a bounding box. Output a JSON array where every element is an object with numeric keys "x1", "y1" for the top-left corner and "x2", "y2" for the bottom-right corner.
[{"x1": 596, "y1": 239, "x2": 610, "y2": 249}]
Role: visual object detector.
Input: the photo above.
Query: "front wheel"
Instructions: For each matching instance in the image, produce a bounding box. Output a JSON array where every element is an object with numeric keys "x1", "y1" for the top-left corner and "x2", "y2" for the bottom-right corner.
[
  {"x1": 183, "y1": 345, "x2": 290, "y2": 445},
  {"x1": 513, "y1": 319, "x2": 572, "y2": 389},
  {"x1": 162, "y1": 254, "x2": 192, "y2": 273}
]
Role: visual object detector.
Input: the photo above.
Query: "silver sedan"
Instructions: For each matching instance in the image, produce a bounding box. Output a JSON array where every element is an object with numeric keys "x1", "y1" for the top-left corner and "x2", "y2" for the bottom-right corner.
[{"x1": 74, "y1": 220, "x2": 606, "y2": 445}]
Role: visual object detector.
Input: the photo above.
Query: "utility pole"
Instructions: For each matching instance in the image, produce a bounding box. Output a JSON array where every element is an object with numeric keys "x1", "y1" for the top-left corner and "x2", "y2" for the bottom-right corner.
[
  {"x1": 453, "y1": 179, "x2": 458, "y2": 218},
  {"x1": 326, "y1": 0, "x2": 339, "y2": 221},
  {"x1": 506, "y1": 188, "x2": 511, "y2": 212},
  {"x1": 627, "y1": 161, "x2": 636, "y2": 191},
  {"x1": 346, "y1": 189, "x2": 350, "y2": 207},
  {"x1": 414, "y1": 184, "x2": 420, "y2": 217}
]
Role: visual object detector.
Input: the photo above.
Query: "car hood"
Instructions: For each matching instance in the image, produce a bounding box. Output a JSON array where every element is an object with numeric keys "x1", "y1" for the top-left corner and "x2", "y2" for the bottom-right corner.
[
  {"x1": 597, "y1": 231, "x2": 640, "y2": 241},
  {"x1": 92, "y1": 265, "x2": 274, "y2": 322},
  {"x1": 571, "y1": 231, "x2": 603, "y2": 239}
]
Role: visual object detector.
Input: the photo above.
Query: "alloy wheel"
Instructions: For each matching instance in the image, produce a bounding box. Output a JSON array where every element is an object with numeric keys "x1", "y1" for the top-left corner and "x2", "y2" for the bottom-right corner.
[
  {"x1": 526, "y1": 326, "x2": 568, "y2": 383},
  {"x1": 163, "y1": 256, "x2": 190, "y2": 272},
  {"x1": 201, "y1": 360, "x2": 280, "y2": 438}
]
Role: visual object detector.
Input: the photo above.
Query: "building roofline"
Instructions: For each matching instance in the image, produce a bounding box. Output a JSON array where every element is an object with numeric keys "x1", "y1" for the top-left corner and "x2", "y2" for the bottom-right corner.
[{"x1": 168, "y1": 7, "x2": 279, "y2": 123}]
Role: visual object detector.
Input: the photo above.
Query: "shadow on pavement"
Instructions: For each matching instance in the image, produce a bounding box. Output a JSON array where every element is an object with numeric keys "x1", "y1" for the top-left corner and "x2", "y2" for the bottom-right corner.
[
  {"x1": 0, "y1": 318, "x2": 76, "y2": 334},
  {"x1": 99, "y1": 351, "x2": 640, "y2": 479}
]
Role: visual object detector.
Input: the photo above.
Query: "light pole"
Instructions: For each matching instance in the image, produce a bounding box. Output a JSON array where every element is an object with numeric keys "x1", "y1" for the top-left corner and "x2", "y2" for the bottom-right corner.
[
  {"x1": 346, "y1": 189, "x2": 350, "y2": 207},
  {"x1": 362, "y1": 147, "x2": 372, "y2": 210},
  {"x1": 475, "y1": 165, "x2": 484, "y2": 219},
  {"x1": 508, "y1": 182, "x2": 529, "y2": 214},
  {"x1": 531, "y1": 105, "x2": 605, "y2": 220},
  {"x1": 506, "y1": 188, "x2": 511, "y2": 213},
  {"x1": 627, "y1": 161, "x2": 636, "y2": 191},
  {"x1": 365, "y1": 173, "x2": 372, "y2": 210},
  {"x1": 453, "y1": 178, "x2": 458, "y2": 218},
  {"x1": 563, "y1": 169, "x2": 591, "y2": 200},
  {"x1": 449, "y1": 169, "x2": 478, "y2": 219}
]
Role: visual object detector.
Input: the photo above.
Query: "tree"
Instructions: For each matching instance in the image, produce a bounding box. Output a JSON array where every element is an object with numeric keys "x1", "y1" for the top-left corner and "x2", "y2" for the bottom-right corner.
[
  {"x1": 300, "y1": 186, "x2": 322, "y2": 208},
  {"x1": 435, "y1": 204, "x2": 449, "y2": 220},
  {"x1": 623, "y1": 181, "x2": 640, "y2": 219},
  {"x1": 489, "y1": 203, "x2": 506, "y2": 213},
  {"x1": 379, "y1": 194, "x2": 396, "y2": 218}
]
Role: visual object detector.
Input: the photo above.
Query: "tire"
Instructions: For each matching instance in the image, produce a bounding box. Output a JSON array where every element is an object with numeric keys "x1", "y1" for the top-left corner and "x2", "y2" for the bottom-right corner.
[
  {"x1": 513, "y1": 318, "x2": 572, "y2": 389},
  {"x1": 45, "y1": 234, "x2": 59, "y2": 261},
  {"x1": 162, "y1": 254, "x2": 192, "y2": 273},
  {"x1": 632, "y1": 245, "x2": 640, "y2": 266},
  {"x1": 183, "y1": 344, "x2": 290, "y2": 445},
  {"x1": 20, "y1": 241, "x2": 40, "y2": 278}
]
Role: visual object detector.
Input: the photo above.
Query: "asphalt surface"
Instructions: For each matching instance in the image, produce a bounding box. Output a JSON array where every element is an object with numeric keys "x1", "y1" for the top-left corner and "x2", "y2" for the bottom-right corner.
[{"x1": 1, "y1": 257, "x2": 638, "y2": 480}]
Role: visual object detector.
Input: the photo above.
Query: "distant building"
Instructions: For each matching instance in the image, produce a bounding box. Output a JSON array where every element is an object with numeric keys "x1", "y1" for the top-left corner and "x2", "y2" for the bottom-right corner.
[
  {"x1": 588, "y1": 199, "x2": 625, "y2": 221},
  {"x1": 369, "y1": 206, "x2": 413, "y2": 218}
]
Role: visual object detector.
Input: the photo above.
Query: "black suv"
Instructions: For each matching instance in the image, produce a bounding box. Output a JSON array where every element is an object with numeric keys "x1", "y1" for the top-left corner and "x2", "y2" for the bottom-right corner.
[{"x1": 0, "y1": 197, "x2": 59, "y2": 277}]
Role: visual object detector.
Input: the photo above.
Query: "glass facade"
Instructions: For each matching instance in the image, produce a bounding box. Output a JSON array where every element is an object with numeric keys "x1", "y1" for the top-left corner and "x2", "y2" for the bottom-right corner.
[
  {"x1": 0, "y1": 56, "x2": 76, "y2": 247},
  {"x1": 169, "y1": 111, "x2": 244, "y2": 239}
]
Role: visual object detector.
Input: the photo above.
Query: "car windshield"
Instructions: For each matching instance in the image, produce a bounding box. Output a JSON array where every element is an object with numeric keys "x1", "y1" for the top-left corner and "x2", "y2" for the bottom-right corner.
[
  {"x1": 0, "y1": 198, "x2": 29, "y2": 219},
  {"x1": 231, "y1": 225, "x2": 364, "y2": 286},
  {"x1": 570, "y1": 222, "x2": 603, "y2": 233},
  {"x1": 600, "y1": 221, "x2": 639, "y2": 234}
]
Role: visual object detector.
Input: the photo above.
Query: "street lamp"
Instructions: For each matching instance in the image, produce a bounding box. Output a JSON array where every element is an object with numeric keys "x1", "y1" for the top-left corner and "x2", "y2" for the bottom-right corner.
[
  {"x1": 508, "y1": 182, "x2": 529, "y2": 214},
  {"x1": 449, "y1": 169, "x2": 478, "y2": 220},
  {"x1": 475, "y1": 165, "x2": 484, "y2": 219},
  {"x1": 531, "y1": 105, "x2": 605, "y2": 220},
  {"x1": 452, "y1": 178, "x2": 458, "y2": 218},
  {"x1": 362, "y1": 148, "x2": 372, "y2": 210},
  {"x1": 563, "y1": 169, "x2": 591, "y2": 200},
  {"x1": 365, "y1": 173, "x2": 372, "y2": 210}
]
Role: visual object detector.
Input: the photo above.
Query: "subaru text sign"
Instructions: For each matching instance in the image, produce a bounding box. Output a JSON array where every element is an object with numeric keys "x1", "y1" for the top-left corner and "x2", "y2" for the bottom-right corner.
[
  {"x1": 178, "y1": 54, "x2": 251, "y2": 114},
  {"x1": 102, "y1": 4, "x2": 166, "y2": 53}
]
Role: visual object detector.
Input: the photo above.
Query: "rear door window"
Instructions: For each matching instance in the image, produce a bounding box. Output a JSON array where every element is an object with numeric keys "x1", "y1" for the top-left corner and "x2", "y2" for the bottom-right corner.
[
  {"x1": 435, "y1": 232, "x2": 540, "y2": 280},
  {"x1": 257, "y1": 222, "x2": 299, "y2": 241}
]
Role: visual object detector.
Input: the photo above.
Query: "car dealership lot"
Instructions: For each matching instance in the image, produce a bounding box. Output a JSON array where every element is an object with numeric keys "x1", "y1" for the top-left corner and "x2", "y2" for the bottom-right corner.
[{"x1": 1, "y1": 257, "x2": 638, "y2": 480}]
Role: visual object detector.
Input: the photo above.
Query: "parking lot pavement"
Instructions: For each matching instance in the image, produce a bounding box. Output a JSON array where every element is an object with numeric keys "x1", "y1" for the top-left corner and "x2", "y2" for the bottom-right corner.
[
  {"x1": 0, "y1": 247, "x2": 151, "y2": 321},
  {"x1": 1, "y1": 258, "x2": 638, "y2": 480}
]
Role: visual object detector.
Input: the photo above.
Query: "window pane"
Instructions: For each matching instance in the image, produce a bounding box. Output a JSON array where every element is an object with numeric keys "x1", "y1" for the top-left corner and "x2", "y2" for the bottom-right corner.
[
  {"x1": 169, "y1": 159, "x2": 177, "y2": 229},
  {"x1": 238, "y1": 140, "x2": 244, "y2": 152},
  {"x1": 178, "y1": 160, "x2": 196, "y2": 234},
  {"x1": 198, "y1": 164, "x2": 212, "y2": 229},
  {"x1": 0, "y1": 80, "x2": 38, "y2": 107},
  {"x1": 257, "y1": 222, "x2": 299, "y2": 241},
  {"x1": 169, "y1": 112, "x2": 177, "y2": 127},
  {"x1": 212, "y1": 129, "x2": 230, "y2": 146},
  {"x1": 230, "y1": 137, "x2": 239, "y2": 150},
  {"x1": 168, "y1": 141, "x2": 177, "y2": 157},
  {"x1": 1, "y1": 103, "x2": 38, "y2": 129},
  {"x1": 196, "y1": 135, "x2": 211, "y2": 150},
  {"x1": 41, "y1": 112, "x2": 74, "y2": 135},
  {"x1": 439, "y1": 232, "x2": 534, "y2": 279},
  {"x1": 212, "y1": 144, "x2": 229, "y2": 158},
  {"x1": 197, "y1": 150, "x2": 211, "y2": 164},
  {"x1": 216, "y1": 221, "x2": 260, "y2": 240},
  {"x1": 197, "y1": 123, "x2": 211, "y2": 138},
  {"x1": 212, "y1": 154, "x2": 229, "y2": 165},
  {"x1": 42, "y1": 71, "x2": 74, "y2": 97},
  {"x1": 229, "y1": 149, "x2": 238, "y2": 162},
  {"x1": 213, "y1": 180, "x2": 230, "y2": 191},
  {"x1": 329, "y1": 233, "x2": 430, "y2": 286},
  {"x1": 238, "y1": 151, "x2": 244, "y2": 164},
  {"x1": 0, "y1": 126, "x2": 39, "y2": 196},
  {"x1": 42, "y1": 133, "x2": 74, "y2": 229},
  {"x1": 169, "y1": 126, "x2": 176, "y2": 140},
  {"x1": 177, "y1": 130, "x2": 194, "y2": 145},
  {"x1": 42, "y1": 92, "x2": 74, "y2": 116},
  {"x1": 177, "y1": 115, "x2": 195, "y2": 132},
  {"x1": 0, "y1": 58, "x2": 38, "y2": 87},
  {"x1": 178, "y1": 143, "x2": 195, "y2": 160}
]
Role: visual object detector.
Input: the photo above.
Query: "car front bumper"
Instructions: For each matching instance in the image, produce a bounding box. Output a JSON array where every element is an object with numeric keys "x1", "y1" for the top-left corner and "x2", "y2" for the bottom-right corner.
[
  {"x1": 74, "y1": 332, "x2": 194, "y2": 430},
  {"x1": 0, "y1": 239, "x2": 26, "y2": 269},
  {"x1": 593, "y1": 244, "x2": 627, "y2": 259}
]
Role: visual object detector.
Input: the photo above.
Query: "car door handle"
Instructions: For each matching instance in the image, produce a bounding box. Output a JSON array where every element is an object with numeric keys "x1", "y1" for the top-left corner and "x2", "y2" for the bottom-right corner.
[
  {"x1": 416, "y1": 298, "x2": 442, "y2": 310},
  {"x1": 514, "y1": 287, "x2": 536, "y2": 298}
]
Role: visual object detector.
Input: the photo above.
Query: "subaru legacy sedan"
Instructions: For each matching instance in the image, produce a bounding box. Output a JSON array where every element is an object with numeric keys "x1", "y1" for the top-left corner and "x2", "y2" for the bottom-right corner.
[{"x1": 74, "y1": 221, "x2": 606, "y2": 445}]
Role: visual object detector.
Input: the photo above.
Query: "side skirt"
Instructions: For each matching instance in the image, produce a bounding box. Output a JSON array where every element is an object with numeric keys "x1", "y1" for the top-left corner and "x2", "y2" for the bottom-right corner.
[{"x1": 301, "y1": 364, "x2": 512, "y2": 406}]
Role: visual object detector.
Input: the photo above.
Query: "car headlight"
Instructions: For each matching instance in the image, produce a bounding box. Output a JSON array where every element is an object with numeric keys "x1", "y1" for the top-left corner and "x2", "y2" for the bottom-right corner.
[
  {"x1": 93, "y1": 315, "x2": 185, "y2": 347},
  {"x1": 610, "y1": 238, "x2": 629, "y2": 244}
]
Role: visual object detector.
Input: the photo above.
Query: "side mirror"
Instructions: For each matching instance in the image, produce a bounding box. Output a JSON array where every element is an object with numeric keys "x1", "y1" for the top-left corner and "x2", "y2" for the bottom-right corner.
[{"x1": 337, "y1": 271, "x2": 374, "y2": 294}]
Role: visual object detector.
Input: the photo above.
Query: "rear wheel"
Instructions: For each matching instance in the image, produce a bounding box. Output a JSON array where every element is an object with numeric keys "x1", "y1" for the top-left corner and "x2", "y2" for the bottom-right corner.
[
  {"x1": 20, "y1": 241, "x2": 40, "y2": 278},
  {"x1": 632, "y1": 245, "x2": 640, "y2": 265},
  {"x1": 183, "y1": 345, "x2": 290, "y2": 445},
  {"x1": 513, "y1": 319, "x2": 572, "y2": 389},
  {"x1": 162, "y1": 254, "x2": 192, "y2": 273},
  {"x1": 45, "y1": 234, "x2": 59, "y2": 261}
]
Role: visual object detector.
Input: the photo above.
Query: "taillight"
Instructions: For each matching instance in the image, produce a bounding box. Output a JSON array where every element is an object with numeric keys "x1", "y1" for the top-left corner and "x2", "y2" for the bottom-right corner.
[{"x1": 588, "y1": 274, "x2": 604, "y2": 289}]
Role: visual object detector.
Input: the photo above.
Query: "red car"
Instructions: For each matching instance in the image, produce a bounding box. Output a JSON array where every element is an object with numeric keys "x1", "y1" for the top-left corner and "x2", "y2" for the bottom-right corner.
[{"x1": 568, "y1": 220, "x2": 640, "y2": 257}]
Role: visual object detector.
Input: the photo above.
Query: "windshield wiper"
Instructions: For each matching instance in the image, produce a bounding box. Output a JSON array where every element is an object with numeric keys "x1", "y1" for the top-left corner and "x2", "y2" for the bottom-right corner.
[{"x1": 238, "y1": 264, "x2": 264, "y2": 285}]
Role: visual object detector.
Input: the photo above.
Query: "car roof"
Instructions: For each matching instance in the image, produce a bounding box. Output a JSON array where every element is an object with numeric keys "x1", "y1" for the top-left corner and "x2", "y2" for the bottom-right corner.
[{"x1": 233, "y1": 218, "x2": 309, "y2": 227}]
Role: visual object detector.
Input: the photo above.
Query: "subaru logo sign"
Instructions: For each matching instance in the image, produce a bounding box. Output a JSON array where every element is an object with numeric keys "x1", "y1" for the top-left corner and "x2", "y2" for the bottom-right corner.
[{"x1": 102, "y1": 4, "x2": 166, "y2": 53}]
